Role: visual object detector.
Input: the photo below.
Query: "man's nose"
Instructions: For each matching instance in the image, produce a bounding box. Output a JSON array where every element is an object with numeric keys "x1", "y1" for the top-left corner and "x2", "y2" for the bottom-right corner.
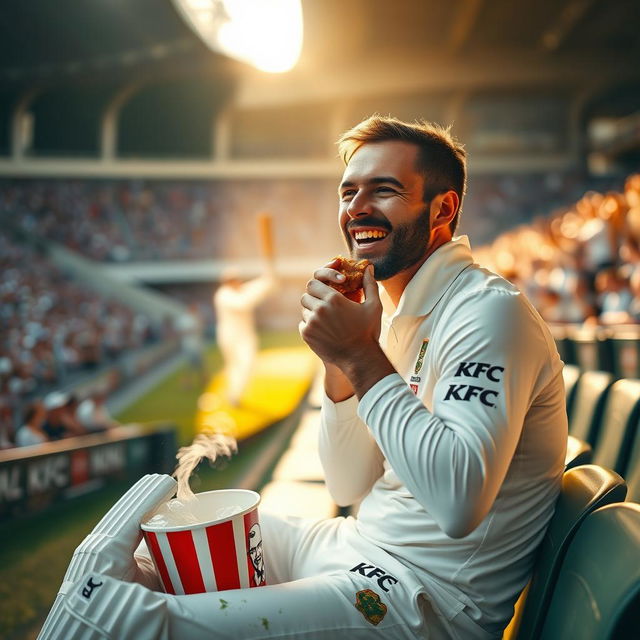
[{"x1": 346, "y1": 192, "x2": 373, "y2": 219}]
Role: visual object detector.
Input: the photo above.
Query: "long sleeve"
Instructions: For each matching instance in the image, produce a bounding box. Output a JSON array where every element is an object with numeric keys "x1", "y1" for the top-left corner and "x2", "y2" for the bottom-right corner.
[
  {"x1": 358, "y1": 290, "x2": 560, "y2": 538},
  {"x1": 239, "y1": 273, "x2": 277, "y2": 308},
  {"x1": 318, "y1": 393, "x2": 385, "y2": 506},
  {"x1": 215, "y1": 274, "x2": 276, "y2": 314}
]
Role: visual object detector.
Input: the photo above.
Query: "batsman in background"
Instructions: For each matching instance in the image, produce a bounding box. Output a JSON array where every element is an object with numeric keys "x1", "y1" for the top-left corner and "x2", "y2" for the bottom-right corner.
[{"x1": 214, "y1": 213, "x2": 277, "y2": 406}]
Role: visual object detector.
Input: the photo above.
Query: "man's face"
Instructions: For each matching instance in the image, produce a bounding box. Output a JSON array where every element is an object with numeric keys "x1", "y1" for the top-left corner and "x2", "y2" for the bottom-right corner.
[
  {"x1": 248, "y1": 524, "x2": 264, "y2": 575},
  {"x1": 339, "y1": 140, "x2": 431, "y2": 281}
]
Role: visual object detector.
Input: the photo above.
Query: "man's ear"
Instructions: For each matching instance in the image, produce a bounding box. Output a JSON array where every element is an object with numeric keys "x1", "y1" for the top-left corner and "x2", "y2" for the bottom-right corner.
[{"x1": 429, "y1": 190, "x2": 459, "y2": 231}]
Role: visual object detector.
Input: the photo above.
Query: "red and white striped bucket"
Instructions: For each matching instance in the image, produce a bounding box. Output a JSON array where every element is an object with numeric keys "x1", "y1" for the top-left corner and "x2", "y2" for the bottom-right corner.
[{"x1": 141, "y1": 489, "x2": 265, "y2": 595}]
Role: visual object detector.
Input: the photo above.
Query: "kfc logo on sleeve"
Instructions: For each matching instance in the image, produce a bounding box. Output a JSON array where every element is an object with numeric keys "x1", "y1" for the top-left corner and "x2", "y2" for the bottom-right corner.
[
  {"x1": 443, "y1": 384, "x2": 499, "y2": 407},
  {"x1": 454, "y1": 361, "x2": 504, "y2": 382},
  {"x1": 443, "y1": 361, "x2": 504, "y2": 407}
]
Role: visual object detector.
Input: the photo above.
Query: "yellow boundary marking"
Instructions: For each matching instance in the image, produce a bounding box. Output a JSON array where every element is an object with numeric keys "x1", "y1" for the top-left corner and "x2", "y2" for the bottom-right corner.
[{"x1": 195, "y1": 347, "x2": 318, "y2": 441}]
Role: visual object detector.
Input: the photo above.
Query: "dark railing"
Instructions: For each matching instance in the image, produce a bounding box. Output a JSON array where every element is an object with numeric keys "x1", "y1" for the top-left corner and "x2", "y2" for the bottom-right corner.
[{"x1": 0, "y1": 422, "x2": 176, "y2": 521}]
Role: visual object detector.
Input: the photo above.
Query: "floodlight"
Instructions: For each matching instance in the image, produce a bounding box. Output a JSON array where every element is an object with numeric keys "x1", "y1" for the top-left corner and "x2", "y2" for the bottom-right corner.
[{"x1": 172, "y1": 0, "x2": 303, "y2": 73}]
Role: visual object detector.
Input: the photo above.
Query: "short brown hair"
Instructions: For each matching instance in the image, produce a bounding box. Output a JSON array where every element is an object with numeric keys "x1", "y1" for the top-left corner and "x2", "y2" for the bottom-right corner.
[{"x1": 337, "y1": 115, "x2": 467, "y2": 233}]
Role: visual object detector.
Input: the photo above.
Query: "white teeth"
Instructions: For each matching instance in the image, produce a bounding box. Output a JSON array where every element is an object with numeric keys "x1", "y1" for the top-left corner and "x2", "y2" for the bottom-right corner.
[{"x1": 354, "y1": 230, "x2": 387, "y2": 241}]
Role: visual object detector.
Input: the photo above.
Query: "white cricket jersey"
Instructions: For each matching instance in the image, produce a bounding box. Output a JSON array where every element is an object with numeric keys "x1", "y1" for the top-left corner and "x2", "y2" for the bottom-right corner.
[{"x1": 320, "y1": 236, "x2": 567, "y2": 638}]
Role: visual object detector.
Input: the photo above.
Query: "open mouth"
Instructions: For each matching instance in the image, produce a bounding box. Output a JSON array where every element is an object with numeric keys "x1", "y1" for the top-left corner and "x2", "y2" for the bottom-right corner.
[{"x1": 351, "y1": 228, "x2": 389, "y2": 247}]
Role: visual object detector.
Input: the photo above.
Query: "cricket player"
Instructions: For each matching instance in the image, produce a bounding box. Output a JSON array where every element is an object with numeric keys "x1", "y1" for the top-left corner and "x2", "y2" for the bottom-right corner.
[{"x1": 39, "y1": 116, "x2": 566, "y2": 639}]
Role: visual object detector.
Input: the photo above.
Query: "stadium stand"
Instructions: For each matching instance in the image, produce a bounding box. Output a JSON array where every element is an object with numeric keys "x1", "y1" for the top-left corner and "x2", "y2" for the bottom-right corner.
[
  {"x1": 561, "y1": 363, "x2": 580, "y2": 418},
  {"x1": 0, "y1": 175, "x2": 605, "y2": 263},
  {"x1": 538, "y1": 503, "x2": 640, "y2": 640},
  {"x1": 626, "y1": 427, "x2": 640, "y2": 503},
  {"x1": 476, "y1": 174, "x2": 640, "y2": 327},
  {"x1": 0, "y1": 229, "x2": 178, "y2": 447},
  {"x1": 477, "y1": 173, "x2": 640, "y2": 636},
  {"x1": 591, "y1": 379, "x2": 640, "y2": 475},
  {"x1": 504, "y1": 465, "x2": 627, "y2": 640},
  {"x1": 567, "y1": 370, "x2": 615, "y2": 444}
]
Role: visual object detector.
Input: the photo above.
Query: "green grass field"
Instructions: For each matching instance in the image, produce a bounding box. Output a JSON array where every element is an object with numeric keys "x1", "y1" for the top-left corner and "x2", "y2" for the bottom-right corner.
[{"x1": 0, "y1": 331, "x2": 311, "y2": 639}]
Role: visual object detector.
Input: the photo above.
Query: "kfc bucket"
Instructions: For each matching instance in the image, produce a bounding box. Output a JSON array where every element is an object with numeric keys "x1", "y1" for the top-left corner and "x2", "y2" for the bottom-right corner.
[{"x1": 141, "y1": 489, "x2": 264, "y2": 595}]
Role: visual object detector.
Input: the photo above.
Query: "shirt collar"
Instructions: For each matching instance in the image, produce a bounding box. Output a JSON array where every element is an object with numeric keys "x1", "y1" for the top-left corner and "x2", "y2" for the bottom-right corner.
[{"x1": 380, "y1": 235, "x2": 474, "y2": 319}]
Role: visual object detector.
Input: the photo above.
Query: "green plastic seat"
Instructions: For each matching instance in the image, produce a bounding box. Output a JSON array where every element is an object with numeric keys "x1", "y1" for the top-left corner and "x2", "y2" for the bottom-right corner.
[
  {"x1": 609, "y1": 325, "x2": 640, "y2": 379},
  {"x1": 592, "y1": 379, "x2": 640, "y2": 474},
  {"x1": 565, "y1": 435, "x2": 592, "y2": 470},
  {"x1": 507, "y1": 465, "x2": 627, "y2": 640},
  {"x1": 570, "y1": 325, "x2": 615, "y2": 374},
  {"x1": 569, "y1": 370, "x2": 615, "y2": 445},
  {"x1": 562, "y1": 364, "x2": 581, "y2": 420},
  {"x1": 625, "y1": 421, "x2": 640, "y2": 503},
  {"x1": 549, "y1": 323, "x2": 577, "y2": 366},
  {"x1": 539, "y1": 502, "x2": 640, "y2": 640}
]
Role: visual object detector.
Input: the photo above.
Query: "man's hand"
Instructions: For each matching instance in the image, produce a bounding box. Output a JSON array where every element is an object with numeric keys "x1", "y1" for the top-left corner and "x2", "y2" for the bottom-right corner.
[{"x1": 300, "y1": 263, "x2": 395, "y2": 399}]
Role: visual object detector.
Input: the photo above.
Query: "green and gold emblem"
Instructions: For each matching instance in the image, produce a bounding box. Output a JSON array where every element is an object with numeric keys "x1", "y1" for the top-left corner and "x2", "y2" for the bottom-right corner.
[
  {"x1": 354, "y1": 589, "x2": 387, "y2": 626},
  {"x1": 414, "y1": 339, "x2": 429, "y2": 375}
]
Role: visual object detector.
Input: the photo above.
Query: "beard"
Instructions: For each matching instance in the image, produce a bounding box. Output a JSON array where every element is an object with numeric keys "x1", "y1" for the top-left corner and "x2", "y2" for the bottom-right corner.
[{"x1": 344, "y1": 207, "x2": 431, "y2": 281}]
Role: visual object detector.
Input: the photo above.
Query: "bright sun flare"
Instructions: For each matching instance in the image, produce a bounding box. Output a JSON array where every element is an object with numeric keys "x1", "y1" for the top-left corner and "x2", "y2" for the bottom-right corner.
[{"x1": 173, "y1": 0, "x2": 303, "y2": 73}]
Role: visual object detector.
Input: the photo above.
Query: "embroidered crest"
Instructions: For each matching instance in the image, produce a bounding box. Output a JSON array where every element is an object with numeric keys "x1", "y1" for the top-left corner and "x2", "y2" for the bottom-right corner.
[
  {"x1": 355, "y1": 589, "x2": 387, "y2": 626},
  {"x1": 414, "y1": 339, "x2": 429, "y2": 374}
]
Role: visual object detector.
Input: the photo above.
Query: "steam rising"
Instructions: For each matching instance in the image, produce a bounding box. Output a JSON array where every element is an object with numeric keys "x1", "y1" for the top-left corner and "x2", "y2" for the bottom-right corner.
[{"x1": 173, "y1": 433, "x2": 238, "y2": 501}]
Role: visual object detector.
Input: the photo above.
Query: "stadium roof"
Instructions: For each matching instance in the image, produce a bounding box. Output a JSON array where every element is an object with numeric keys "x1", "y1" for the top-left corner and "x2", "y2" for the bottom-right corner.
[
  {"x1": 0, "y1": 0, "x2": 638, "y2": 89},
  {"x1": 0, "y1": 0, "x2": 638, "y2": 173}
]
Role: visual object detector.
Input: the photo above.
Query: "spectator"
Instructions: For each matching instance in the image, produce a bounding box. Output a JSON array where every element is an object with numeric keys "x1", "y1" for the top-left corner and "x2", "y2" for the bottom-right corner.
[
  {"x1": 595, "y1": 267, "x2": 634, "y2": 325},
  {"x1": 483, "y1": 172, "x2": 640, "y2": 325},
  {"x1": 77, "y1": 391, "x2": 118, "y2": 432},
  {"x1": 41, "y1": 391, "x2": 85, "y2": 440},
  {"x1": 15, "y1": 400, "x2": 48, "y2": 447},
  {"x1": 0, "y1": 393, "x2": 14, "y2": 448}
]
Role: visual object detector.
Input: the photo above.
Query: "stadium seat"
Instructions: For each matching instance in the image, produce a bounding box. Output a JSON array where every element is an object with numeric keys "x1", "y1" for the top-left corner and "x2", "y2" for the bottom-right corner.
[
  {"x1": 624, "y1": 420, "x2": 640, "y2": 503},
  {"x1": 570, "y1": 325, "x2": 615, "y2": 374},
  {"x1": 568, "y1": 370, "x2": 615, "y2": 445},
  {"x1": 609, "y1": 325, "x2": 640, "y2": 379},
  {"x1": 549, "y1": 324, "x2": 577, "y2": 366},
  {"x1": 504, "y1": 465, "x2": 627, "y2": 640},
  {"x1": 562, "y1": 364, "x2": 580, "y2": 419},
  {"x1": 591, "y1": 379, "x2": 640, "y2": 474},
  {"x1": 565, "y1": 435, "x2": 591, "y2": 469},
  {"x1": 539, "y1": 503, "x2": 640, "y2": 640}
]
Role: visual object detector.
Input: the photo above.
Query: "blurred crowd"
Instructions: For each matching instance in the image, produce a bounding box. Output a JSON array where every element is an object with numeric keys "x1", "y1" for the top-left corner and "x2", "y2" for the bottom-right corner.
[
  {"x1": 476, "y1": 173, "x2": 640, "y2": 326},
  {"x1": 0, "y1": 230, "x2": 161, "y2": 448},
  {"x1": 0, "y1": 179, "x2": 222, "y2": 261},
  {"x1": 10, "y1": 389, "x2": 119, "y2": 448},
  {"x1": 459, "y1": 172, "x2": 619, "y2": 245},
  {"x1": 2, "y1": 174, "x2": 617, "y2": 263}
]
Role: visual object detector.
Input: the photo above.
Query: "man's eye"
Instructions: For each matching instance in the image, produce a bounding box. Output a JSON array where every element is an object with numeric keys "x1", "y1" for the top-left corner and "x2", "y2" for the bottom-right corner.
[
  {"x1": 341, "y1": 190, "x2": 356, "y2": 200},
  {"x1": 376, "y1": 186, "x2": 396, "y2": 194}
]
